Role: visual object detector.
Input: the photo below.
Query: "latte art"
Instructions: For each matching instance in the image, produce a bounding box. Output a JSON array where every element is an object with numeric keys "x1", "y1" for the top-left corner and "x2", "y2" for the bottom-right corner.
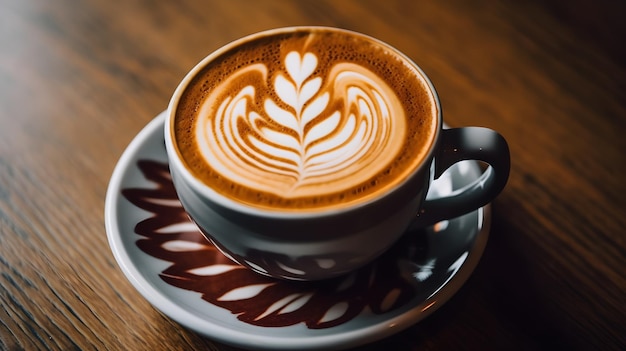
[
  {"x1": 196, "y1": 51, "x2": 406, "y2": 198},
  {"x1": 174, "y1": 28, "x2": 437, "y2": 211}
]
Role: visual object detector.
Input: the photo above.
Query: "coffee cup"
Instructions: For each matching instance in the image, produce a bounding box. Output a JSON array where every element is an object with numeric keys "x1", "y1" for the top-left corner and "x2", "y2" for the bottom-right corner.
[{"x1": 164, "y1": 26, "x2": 510, "y2": 281}]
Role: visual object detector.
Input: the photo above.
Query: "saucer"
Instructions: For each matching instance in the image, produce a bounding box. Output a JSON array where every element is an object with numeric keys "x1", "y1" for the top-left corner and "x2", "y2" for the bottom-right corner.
[{"x1": 105, "y1": 111, "x2": 491, "y2": 350}]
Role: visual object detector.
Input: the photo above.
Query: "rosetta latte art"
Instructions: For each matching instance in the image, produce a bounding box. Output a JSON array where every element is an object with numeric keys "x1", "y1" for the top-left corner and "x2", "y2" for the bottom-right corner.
[{"x1": 196, "y1": 51, "x2": 406, "y2": 198}]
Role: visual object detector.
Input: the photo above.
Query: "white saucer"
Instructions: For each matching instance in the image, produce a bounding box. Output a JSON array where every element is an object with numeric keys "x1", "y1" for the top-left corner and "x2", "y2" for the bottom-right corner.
[{"x1": 105, "y1": 111, "x2": 491, "y2": 350}]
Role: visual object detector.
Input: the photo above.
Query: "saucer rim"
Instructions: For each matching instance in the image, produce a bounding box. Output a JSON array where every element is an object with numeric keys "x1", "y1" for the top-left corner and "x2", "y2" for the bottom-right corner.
[{"x1": 105, "y1": 111, "x2": 491, "y2": 350}]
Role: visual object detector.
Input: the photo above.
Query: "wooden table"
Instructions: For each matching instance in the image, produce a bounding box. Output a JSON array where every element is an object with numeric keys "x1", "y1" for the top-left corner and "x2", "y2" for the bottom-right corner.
[{"x1": 1, "y1": 0, "x2": 624, "y2": 350}]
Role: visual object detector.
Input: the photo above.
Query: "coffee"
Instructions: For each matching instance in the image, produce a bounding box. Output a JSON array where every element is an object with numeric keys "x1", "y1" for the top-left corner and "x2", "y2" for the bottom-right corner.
[{"x1": 173, "y1": 28, "x2": 437, "y2": 211}]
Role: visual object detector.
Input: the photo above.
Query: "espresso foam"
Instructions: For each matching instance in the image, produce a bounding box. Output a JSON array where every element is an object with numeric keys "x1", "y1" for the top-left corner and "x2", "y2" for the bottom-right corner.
[{"x1": 174, "y1": 28, "x2": 437, "y2": 211}]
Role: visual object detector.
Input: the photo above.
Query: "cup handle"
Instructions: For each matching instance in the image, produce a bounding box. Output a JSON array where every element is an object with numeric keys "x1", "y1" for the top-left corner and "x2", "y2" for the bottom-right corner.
[{"x1": 410, "y1": 127, "x2": 510, "y2": 229}]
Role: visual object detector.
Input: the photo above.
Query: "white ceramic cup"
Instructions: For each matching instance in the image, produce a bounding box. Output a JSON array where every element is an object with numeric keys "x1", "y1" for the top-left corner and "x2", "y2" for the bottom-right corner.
[{"x1": 164, "y1": 27, "x2": 510, "y2": 281}]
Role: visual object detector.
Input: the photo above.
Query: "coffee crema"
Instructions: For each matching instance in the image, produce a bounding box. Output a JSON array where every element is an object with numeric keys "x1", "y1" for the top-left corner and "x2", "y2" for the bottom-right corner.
[{"x1": 173, "y1": 28, "x2": 437, "y2": 211}]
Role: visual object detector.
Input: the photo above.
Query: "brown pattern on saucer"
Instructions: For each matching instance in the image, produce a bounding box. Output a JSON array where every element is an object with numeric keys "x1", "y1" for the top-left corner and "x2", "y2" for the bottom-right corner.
[{"x1": 122, "y1": 160, "x2": 426, "y2": 329}]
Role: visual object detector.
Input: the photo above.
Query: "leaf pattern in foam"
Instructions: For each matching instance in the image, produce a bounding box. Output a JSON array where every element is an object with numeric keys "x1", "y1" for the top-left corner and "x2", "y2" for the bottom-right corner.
[
  {"x1": 300, "y1": 78, "x2": 323, "y2": 109},
  {"x1": 263, "y1": 98, "x2": 299, "y2": 133},
  {"x1": 303, "y1": 110, "x2": 340, "y2": 147},
  {"x1": 301, "y1": 92, "x2": 329, "y2": 127},
  {"x1": 285, "y1": 52, "x2": 317, "y2": 87},
  {"x1": 195, "y1": 50, "x2": 406, "y2": 198},
  {"x1": 274, "y1": 75, "x2": 298, "y2": 113}
]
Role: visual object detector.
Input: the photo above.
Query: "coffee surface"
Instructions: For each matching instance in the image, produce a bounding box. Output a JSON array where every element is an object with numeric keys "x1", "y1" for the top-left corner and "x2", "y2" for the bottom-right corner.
[{"x1": 174, "y1": 28, "x2": 437, "y2": 211}]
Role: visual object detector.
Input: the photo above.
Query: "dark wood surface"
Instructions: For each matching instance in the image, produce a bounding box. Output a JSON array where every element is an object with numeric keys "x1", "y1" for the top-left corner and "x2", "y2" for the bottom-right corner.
[{"x1": 1, "y1": 0, "x2": 624, "y2": 350}]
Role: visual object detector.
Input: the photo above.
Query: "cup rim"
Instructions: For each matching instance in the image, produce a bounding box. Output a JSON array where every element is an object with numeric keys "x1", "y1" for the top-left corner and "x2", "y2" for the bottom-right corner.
[{"x1": 165, "y1": 25, "x2": 442, "y2": 219}]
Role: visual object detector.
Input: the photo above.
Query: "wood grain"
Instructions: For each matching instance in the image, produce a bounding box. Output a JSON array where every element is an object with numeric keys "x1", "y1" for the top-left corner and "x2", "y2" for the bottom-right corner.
[{"x1": 1, "y1": 0, "x2": 624, "y2": 350}]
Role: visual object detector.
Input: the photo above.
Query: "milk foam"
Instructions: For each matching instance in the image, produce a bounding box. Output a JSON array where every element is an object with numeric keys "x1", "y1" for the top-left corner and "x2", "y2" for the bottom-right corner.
[{"x1": 195, "y1": 50, "x2": 406, "y2": 198}]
